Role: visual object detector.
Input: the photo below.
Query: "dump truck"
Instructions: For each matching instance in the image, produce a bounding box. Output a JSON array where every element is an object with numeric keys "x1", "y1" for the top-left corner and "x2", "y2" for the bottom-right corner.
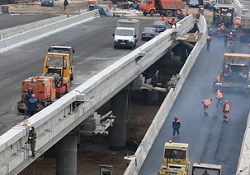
[
  {"x1": 239, "y1": 16, "x2": 250, "y2": 42},
  {"x1": 139, "y1": 0, "x2": 184, "y2": 17},
  {"x1": 213, "y1": 53, "x2": 250, "y2": 95},
  {"x1": 158, "y1": 141, "x2": 190, "y2": 175},
  {"x1": 17, "y1": 46, "x2": 74, "y2": 115},
  {"x1": 159, "y1": 141, "x2": 223, "y2": 175},
  {"x1": 113, "y1": 18, "x2": 140, "y2": 49}
]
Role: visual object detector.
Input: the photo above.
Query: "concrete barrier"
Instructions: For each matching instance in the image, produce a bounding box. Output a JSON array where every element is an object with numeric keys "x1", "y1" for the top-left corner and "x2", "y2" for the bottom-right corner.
[
  {"x1": 0, "y1": 10, "x2": 98, "y2": 53},
  {"x1": 123, "y1": 14, "x2": 207, "y2": 175},
  {"x1": 236, "y1": 109, "x2": 250, "y2": 175},
  {"x1": 0, "y1": 15, "x2": 67, "y2": 40}
]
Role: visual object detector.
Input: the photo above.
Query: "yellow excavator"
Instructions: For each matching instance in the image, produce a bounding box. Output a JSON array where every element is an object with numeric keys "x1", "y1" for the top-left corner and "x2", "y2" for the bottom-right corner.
[{"x1": 158, "y1": 141, "x2": 222, "y2": 175}]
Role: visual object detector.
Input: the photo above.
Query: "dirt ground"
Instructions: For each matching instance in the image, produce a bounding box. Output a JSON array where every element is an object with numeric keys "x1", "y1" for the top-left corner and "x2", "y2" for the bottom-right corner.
[
  {"x1": 19, "y1": 104, "x2": 159, "y2": 175},
  {"x1": 7, "y1": 2, "x2": 213, "y2": 174}
]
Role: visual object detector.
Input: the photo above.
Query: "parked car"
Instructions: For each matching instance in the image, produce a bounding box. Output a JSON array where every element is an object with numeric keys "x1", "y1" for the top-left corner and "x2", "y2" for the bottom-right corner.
[
  {"x1": 153, "y1": 21, "x2": 168, "y2": 33},
  {"x1": 41, "y1": 0, "x2": 54, "y2": 6},
  {"x1": 141, "y1": 27, "x2": 158, "y2": 41},
  {"x1": 189, "y1": 0, "x2": 199, "y2": 8}
]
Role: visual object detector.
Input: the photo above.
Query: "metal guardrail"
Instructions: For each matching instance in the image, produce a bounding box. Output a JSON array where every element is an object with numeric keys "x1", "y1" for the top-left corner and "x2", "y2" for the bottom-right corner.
[{"x1": 0, "y1": 15, "x2": 194, "y2": 174}]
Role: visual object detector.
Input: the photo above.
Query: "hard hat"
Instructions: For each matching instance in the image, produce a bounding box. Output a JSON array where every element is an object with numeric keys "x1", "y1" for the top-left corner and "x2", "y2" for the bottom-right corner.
[
  {"x1": 28, "y1": 87, "x2": 32, "y2": 90},
  {"x1": 225, "y1": 100, "x2": 228, "y2": 103},
  {"x1": 31, "y1": 94, "x2": 36, "y2": 98},
  {"x1": 230, "y1": 32, "x2": 233, "y2": 34}
]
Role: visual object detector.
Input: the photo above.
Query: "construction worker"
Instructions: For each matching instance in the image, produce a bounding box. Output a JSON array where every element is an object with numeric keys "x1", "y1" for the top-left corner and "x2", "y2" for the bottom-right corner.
[
  {"x1": 202, "y1": 98, "x2": 212, "y2": 116},
  {"x1": 28, "y1": 94, "x2": 38, "y2": 117},
  {"x1": 222, "y1": 100, "x2": 230, "y2": 122},
  {"x1": 202, "y1": 170, "x2": 210, "y2": 175},
  {"x1": 168, "y1": 18, "x2": 176, "y2": 28},
  {"x1": 216, "y1": 89, "x2": 223, "y2": 107},
  {"x1": 206, "y1": 34, "x2": 212, "y2": 50},
  {"x1": 63, "y1": 0, "x2": 69, "y2": 12},
  {"x1": 26, "y1": 126, "x2": 37, "y2": 157},
  {"x1": 220, "y1": 23, "x2": 225, "y2": 35},
  {"x1": 172, "y1": 116, "x2": 181, "y2": 138},
  {"x1": 185, "y1": 9, "x2": 191, "y2": 16},
  {"x1": 198, "y1": 7, "x2": 204, "y2": 15},
  {"x1": 25, "y1": 87, "x2": 33, "y2": 104},
  {"x1": 215, "y1": 74, "x2": 222, "y2": 83},
  {"x1": 160, "y1": 14, "x2": 166, "y2": 21},
  {"x1": 176, "y1": 9, "x2": 181, "y2": 18}
]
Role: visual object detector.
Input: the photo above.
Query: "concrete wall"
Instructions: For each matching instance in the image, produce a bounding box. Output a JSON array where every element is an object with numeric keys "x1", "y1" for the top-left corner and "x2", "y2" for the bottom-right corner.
[
  {"x1": 0, "y1": 10, "x2": 98, "y2": 53},
  {"x1": 123, "y1": 14, "x2": 207, "y2": 175},
  {"x1": 236, "y1": 109, "x2": 250, "y2": 175}
]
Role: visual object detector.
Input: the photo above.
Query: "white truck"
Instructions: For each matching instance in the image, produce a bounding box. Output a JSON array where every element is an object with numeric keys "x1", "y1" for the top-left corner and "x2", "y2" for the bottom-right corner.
[{"x1": 113, "y1": 18, "x2": 140, "y2": 49}]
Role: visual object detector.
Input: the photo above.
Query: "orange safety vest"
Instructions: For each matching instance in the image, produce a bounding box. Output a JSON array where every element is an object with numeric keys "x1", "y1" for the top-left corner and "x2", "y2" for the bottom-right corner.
[
  {"x1": 224, "y1": 103, "x2": 230, "y2": 111},
  {"x1": 220, "y1": 25, "x2": 225, "y2": 30},
  {"x1": 160, "y1": 16, "x2": 166, "y2": 21},
  {"x1": 203, "y1": 99, "x2": 212, "y2": 106},
  {"x1": 216, "y1": 90, "x2": 223, "y2": 99},
  {"x1": 216, "y1": 74, "x2": 222, "y2": 82},
  {"x1": 206, "y1": 36, "x2": 212, "y2": 41},
  {"x1": 168, "y1": 19, "x2": 175, "y2": 24}
]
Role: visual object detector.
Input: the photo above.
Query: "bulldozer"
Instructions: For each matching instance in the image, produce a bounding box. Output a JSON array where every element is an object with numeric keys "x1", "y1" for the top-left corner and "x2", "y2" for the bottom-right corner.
[
  {"x1": 213, "y1": 53, "x2": 250, "y2": 95},
  {"x1": 159, "y1": 141, "x2": 223, "y2": 175},
  {"x1": 17, "y1": 46, "x2": 74, "y2": 115}
]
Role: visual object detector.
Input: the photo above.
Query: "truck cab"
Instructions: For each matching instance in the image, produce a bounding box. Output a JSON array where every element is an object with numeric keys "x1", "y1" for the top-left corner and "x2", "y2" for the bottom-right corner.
[
  {"x1": 214, "y1": 53, "x2": 250, "y2": 95},
  {"x1": 158, "y1": 141, "x2": 189, "y2": 175},
  {"x1": 113, "y1": 19, "x2": 139, "y2": 49},
  {"x1": 43, "y1": 52, "x2": 73, "y2": 98},
  {"x1": 48, "y1": 45, "x2": 74, "y2": 81}
]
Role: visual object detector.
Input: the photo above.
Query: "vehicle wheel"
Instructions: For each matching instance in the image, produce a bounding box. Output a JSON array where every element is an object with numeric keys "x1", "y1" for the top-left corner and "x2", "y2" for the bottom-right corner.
[
  {"x1": 143, "y1": 11, "x2": 147, "y2": 16},
  {"x1": 166, "y1": 10, "x2": 173, "y2": 17},
  {"x1": 150, "y1": 10, "x2": 154, "y2": 16}
]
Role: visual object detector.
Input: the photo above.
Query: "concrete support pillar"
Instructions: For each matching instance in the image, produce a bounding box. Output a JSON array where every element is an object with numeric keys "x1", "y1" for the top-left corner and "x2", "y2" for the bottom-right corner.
[
  {"x1": 109, "y1": 89, "x2": 128, "y2": 150},
  {"x1": 56, "y1": 135, "x2": 77, "y2": 175}
]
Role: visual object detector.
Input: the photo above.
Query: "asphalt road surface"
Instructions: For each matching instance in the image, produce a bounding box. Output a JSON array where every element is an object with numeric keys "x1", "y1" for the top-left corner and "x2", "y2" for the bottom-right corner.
[
  {"x1": 139, "y1": 38, "x2": 250, "y2": 175},
  {"x1": 0, "y1": 14, "x2": 57, "y2": 30},
  {"x1": 0, "y1": 16, "x2": 157, "y2": 135}
]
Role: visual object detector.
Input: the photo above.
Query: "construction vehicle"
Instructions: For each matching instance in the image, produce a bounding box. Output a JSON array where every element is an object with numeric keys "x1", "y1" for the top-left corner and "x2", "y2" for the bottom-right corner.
[
  {"x1": 211, "y1": 4, "x2": 234, "y2": 34},
  {"x1": 139, "y1": 0, "x2": 184, "y2": 17},
  {"x1": 159, "y1": 141, "x2": 223, "y2": 175},
  {"x1": 113, "y1": 19, "x2": 140, "y2": 49},
  {"x1": 158, "y1": 141, "x2": 190, "y2": 175},
  {"x1": 213, "y1": 53, "x2": 250, "y2": 95},
  {"x1": 17, "y1": 46, "x2": 74, "y2": 115},
  {"x1": 239, "y1": 16, "x2": 250, "y2": 42}
]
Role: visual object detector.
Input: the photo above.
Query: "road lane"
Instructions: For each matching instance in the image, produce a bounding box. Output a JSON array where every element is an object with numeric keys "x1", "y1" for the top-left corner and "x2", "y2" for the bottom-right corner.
[
  {"x1": 139, "y1": 37, "x2": 250, "y2": 175},
  {"x1": 0, "y1": 14, "x2": 57, "y2": 30},
  {"x1": 0, "y1": 16, "x2": 157, "y2": 135}
]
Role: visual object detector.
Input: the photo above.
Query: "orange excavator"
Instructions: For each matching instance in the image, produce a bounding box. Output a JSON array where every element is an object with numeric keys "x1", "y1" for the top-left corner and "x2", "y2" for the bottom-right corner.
[{"x1": 17, "y1": 46, "x2": 75, "y2": 115}]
